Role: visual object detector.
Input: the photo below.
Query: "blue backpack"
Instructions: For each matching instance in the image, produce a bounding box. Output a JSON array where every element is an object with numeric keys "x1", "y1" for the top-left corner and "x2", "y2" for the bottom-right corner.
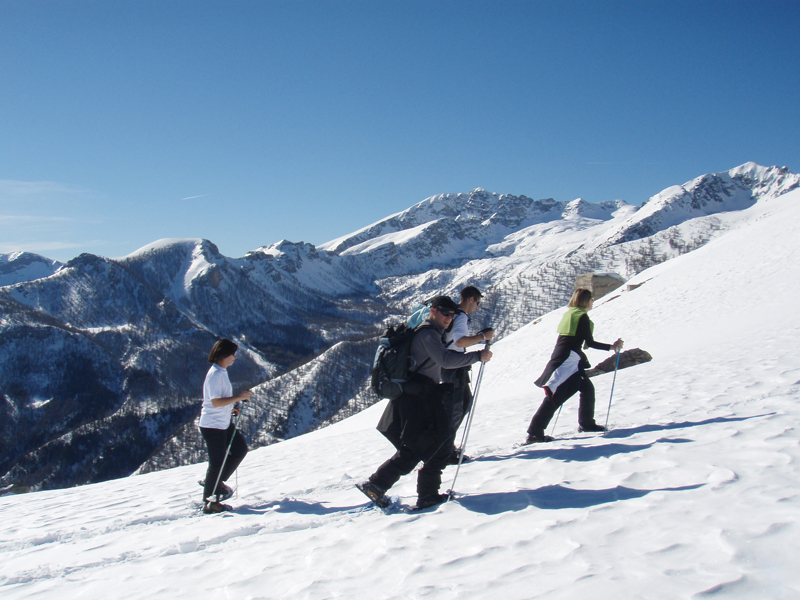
[
  {"x1": 407, "y1": 301, "x2": 463, "y2": 328},
  {"x1": 407, "y1": 302, "x2": 432, "y2": 329}
]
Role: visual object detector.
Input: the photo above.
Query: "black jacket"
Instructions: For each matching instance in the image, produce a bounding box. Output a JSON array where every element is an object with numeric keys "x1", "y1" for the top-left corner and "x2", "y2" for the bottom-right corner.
[
  {"x1": 376, "y1": 373, "x2": 449, "y2": 460},
  {"x1": 377, "y1": 318, "x2": 481, "y2": 460},
  {"x1": 534, "y1": 313, "x2": 611, "y2": 387}
]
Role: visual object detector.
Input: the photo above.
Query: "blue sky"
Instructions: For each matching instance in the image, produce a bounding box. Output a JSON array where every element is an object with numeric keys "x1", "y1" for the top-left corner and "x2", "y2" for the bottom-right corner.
[{"x1": 1, "y1": 0, "x2": 798, "y2": 263}]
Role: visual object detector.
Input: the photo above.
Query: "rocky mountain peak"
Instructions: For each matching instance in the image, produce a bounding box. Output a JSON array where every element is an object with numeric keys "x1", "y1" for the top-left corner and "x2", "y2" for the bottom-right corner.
[{"x1": 602, "y1": 163, "x2": 800, "y2": 245}]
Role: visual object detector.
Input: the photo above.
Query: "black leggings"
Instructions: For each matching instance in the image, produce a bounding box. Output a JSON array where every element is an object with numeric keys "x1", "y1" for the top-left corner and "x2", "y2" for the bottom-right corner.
[
  {"x1": 528, "y1": 370, "x2": 597, "y2": 436},
  {"x1": 200, "y1": 422, "x2": 248, "y2": 501}
]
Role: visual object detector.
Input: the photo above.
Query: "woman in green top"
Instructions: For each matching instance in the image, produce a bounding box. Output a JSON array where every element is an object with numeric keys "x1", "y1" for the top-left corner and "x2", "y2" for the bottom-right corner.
[{"x1": 525, "y1": 289, "x2": 623, "y2": 444}]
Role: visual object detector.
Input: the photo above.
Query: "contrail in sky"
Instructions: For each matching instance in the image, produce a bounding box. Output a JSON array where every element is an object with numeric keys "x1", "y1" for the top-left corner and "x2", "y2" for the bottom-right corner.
[{"x1": 182, "y1": 195, "x2": 207, "y2": 201}]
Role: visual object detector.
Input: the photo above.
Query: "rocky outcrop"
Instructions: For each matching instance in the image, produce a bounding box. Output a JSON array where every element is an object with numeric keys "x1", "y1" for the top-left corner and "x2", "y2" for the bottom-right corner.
[
  {"x1": 586, "y1": 348, "x2": 653, "y2": 377},
  {"x1": 574, "y1": 273, "x2": 626, "y2": 300}
]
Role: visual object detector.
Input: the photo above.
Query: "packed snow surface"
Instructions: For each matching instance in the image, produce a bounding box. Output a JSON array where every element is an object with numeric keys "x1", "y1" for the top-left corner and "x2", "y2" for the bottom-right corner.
[{"x1": 2, "y1": 189, "x2": 799, "y2": 599}]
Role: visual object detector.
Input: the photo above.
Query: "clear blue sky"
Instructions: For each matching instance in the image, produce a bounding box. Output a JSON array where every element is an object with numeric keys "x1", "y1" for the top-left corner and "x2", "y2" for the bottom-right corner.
[{"x1": 2, "y1": 0, "x2": 798, "y2": 262}]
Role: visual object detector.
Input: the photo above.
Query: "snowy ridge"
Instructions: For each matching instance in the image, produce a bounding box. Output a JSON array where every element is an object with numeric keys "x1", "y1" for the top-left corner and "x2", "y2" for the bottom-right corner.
[
  {"x1": 320, "y1": 189, "x2": 579, "y2": 263},
  {"x1": 1, "y1": 187, "x2": 799, "y2": 599},
  {"x1": 318, "y1": 163, "x2": 798, "y2": 284},
  {"x1": 0, "y1": 252, "x2": 63, "y2": 287},
  {"x1": 601, "y1": 163, "x2": 799, "y2": 245}
]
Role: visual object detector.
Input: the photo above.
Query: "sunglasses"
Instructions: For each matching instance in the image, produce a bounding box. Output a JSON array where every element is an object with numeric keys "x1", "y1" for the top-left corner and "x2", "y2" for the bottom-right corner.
[{"x1": 435, "y1": 308, "x2": 454, "y2": 317}]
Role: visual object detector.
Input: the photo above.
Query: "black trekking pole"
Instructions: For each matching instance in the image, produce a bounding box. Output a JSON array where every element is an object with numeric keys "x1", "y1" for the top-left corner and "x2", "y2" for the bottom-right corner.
[
  {"x1": 603, "y1": 350, "x2": 621, "y2": 433},
  {"x1": 207, "y1": 401, "x2": 247, "y2": 503},
  {"x1": 447, "y1": 340, "x2": 491, "y2": 502}
]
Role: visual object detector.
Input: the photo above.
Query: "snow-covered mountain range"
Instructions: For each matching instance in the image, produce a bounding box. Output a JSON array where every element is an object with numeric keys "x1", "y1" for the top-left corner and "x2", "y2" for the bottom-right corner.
[
  {"x1": 0, "y1": 162, "x2": 797, "y2": 491},
  {"x1": 2, "y1": 174, "x2": 799, "y2": 599}
]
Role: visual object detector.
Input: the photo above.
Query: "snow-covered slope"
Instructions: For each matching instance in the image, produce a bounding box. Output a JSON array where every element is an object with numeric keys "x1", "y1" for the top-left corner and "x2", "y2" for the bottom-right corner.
[{"x1": 2, "y1": 187, "x2": 798, "y2": 598}]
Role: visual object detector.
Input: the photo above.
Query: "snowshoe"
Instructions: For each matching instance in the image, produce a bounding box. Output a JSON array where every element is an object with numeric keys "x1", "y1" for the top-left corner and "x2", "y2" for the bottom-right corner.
[
  {"x1": 356, "y1": 481, "x2": 392, "y2": 509},
  {"x1": 203, "y1": 500, "x2": 232, "y2": 514}
]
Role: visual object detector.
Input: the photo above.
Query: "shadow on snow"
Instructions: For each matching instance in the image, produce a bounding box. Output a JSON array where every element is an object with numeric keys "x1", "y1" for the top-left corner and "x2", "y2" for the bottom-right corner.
[
  {"x1": 234, "y1": 498, "x2": 369, "y2": 516},
  {"x1": 230, "y1": 415, "x2": 768, "y2": 517},
  {"x1": 454, "y1": 483, "x2": 704, "y2": 515},
  {"x1": 476, "y1": 413, "x2": 775, "y2": 463},
  {"x1": 601, "y1": 413, "x2": 774, "y2": 439},
  {"x1": 476, "y1": 438, "x2": 691, "y2": 464},
  {"x1": 232, "y1": 482, "x2": 703, "y2": 517}
]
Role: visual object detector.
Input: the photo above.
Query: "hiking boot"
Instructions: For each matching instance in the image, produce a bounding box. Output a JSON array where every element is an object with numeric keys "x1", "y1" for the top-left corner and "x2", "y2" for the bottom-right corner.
[
  {"x1": 199, "y1": 480, "x2": 234, "y2": 502},
  {"x1": 523, "y1": 433, "x2": 554, "y2": 445},
  {"x1": 447, "y1": 449, "x2": 471, "y2": 465},
  {"x1": 415, "y1": 493, "x2": 449, "y2": 510},
  {"x1": 356, "y1": 481, "x2": 391, "y2": 508},
  {"x1": 216, "y1": 482, "x2": 234, "y2": 501},
  {"x1": 578, "y1": 423, "x2": 607, "y2": 433},
  {"x1": 203, "y1": 500, "x2": 232, "y2": 514}
]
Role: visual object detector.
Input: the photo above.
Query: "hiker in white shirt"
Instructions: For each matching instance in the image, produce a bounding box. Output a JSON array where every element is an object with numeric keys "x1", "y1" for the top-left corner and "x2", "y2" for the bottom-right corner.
[
  {"x1": 442, "y1": 286, "x2": 493, "y2": 463},
  {"x1": 199, "y1": 338, "x2": 252, "y2": 513}
]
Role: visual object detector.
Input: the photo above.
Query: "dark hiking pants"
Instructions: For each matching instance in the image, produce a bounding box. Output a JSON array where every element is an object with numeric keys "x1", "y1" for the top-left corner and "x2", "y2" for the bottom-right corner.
[
  {"x1": 446, "y1": 366, "x2": 473, "y2": 433},
  {"x1": 527, "y1": 370, "x2": 597, "y2": 436},
  {"x1": 200, "y1": 422, "x2": 248, "y2": 501},
  {"x1": 370, "y1": 432, "x2": 456, "y2": 500}
]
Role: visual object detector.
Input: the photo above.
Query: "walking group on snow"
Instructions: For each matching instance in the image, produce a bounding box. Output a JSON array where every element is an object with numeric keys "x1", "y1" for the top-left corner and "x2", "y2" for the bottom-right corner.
[{"x1": 198, "y1": 286, "x2": 623, "y2": 515}]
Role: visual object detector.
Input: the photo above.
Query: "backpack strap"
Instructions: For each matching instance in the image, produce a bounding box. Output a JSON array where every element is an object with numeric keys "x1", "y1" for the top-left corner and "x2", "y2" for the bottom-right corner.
[
  {"x1": 443, "y1": 310, "x2": 467, "y2": 348},
  {"x1": 409, "y1": 323, "x2": 435, "y2": 374}
]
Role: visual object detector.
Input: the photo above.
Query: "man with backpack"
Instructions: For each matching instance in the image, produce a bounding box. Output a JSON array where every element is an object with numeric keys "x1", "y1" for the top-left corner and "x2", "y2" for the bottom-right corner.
[
  {"x1": 358, "y1": 296, "x2": 493, "y2": 510},
  {"x1": 442, "y1": 286, "x2": 494, "y2": 464}
]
